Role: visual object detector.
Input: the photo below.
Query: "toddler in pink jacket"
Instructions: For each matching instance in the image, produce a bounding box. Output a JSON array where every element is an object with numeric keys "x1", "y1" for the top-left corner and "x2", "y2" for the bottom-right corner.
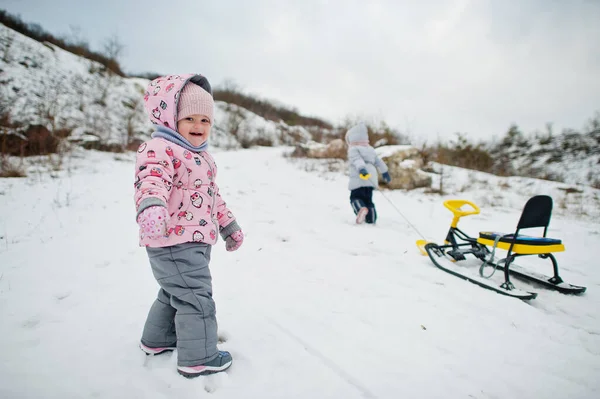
[{"x1": 134, "y1": 73, "x2": 242, "y2": 378}]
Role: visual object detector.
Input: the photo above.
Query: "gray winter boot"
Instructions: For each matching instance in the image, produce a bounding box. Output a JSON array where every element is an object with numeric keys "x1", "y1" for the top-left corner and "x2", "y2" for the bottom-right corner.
[{"x1": 177, "y1": 350, "x2": 233, "y2": 378}]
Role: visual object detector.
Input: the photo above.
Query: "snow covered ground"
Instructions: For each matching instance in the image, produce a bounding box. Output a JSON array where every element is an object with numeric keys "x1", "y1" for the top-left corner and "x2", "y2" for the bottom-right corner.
[{"x1": 0, "y1": 147, "x2": 599, "y2": 399}]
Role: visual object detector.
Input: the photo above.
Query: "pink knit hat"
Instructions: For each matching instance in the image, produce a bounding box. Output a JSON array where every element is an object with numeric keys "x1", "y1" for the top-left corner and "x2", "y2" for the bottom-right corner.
[{"x1": 177, "y1": 83, "x2": 214, "y2": 123}]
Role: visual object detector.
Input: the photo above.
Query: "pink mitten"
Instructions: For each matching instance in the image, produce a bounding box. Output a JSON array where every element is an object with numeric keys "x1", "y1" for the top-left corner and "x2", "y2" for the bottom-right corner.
[
  {"x1": 225, "y1": 230, "x2": 244, "y2": 252},
  {"x1": 137, "y1": 206, "x2": 169, "y2": 239}
]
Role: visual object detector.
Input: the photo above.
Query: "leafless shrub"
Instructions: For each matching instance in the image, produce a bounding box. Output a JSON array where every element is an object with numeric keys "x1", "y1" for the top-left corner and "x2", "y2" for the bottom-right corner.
[
  {"x1": 102, "y1": 34, "x2": 125, "y2": 66},
  {"x1": 33, "y1": 73, "x2": 79, "y2": 134},
  {"x1": 285, "y1": 127, "x2": 308, "y2": 144},
  {"x1": 224, "y1": 104, "x2": 245, "y2": 137},
  {"x1": 432, "y1": 133, "x2": 494, "y2": 173},
  {"x1": 0, "y1": 161, "x2": 25, "y2": 177},
  {"x1": 213, "y1": 81, "x2": 332, "y2": 129},
  {"x1": 238, "y1": 135, "x2": 274, "y2": 149},
  {"x1": 416, "y1": 141, "x2": 433, "y2": 167},
  {"x1": 0, "y1": 136, "x2": 26, "y2": 178},
  {"x1": 0, "y1": 99, "x2": 62, "y2": 158},
  {"x1": 0, "y1": 110, "x2": 26, "y2": 177},
  {"x1": 80, "y1": 139, "x2": 124, "y2": 153}
]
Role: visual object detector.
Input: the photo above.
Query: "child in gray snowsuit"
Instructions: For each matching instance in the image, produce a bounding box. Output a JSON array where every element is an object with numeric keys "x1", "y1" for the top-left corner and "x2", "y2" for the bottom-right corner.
[{"x1": 345, "y1": 122, "x2": 391, "y2": 224}]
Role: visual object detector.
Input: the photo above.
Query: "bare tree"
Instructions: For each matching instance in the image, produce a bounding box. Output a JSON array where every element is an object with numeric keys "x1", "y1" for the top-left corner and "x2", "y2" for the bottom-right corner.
[
  {"x1": 35, "y1": 73, "x2": 70, "y2": 132},
  {"x1": 103, "y1": 33, "x2": 125, "y2": 64},
  {"x1": 585, "y1": 111, "x2": 600, "y2": 134},
  {"x1": 65, "y1": 24, "x2": 89, "y2": 49},
  {"x1": 217, "y1": 79, "x2": 241, "y2": 93},
  {"x1": 95, "y1": 33, "x2": 126, "y2": 106}
]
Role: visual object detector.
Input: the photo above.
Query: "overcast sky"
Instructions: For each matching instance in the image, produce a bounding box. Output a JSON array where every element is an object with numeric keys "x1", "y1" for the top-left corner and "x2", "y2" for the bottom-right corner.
[{"x1": 2, "y1": 0, "x2": 599, "y2": 142}]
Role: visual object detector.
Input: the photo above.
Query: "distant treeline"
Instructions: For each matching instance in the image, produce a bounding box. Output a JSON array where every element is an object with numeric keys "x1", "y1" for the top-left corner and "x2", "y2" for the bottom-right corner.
[{"x1": 213, "y1": 87, "x2": 332, "y2": 129}]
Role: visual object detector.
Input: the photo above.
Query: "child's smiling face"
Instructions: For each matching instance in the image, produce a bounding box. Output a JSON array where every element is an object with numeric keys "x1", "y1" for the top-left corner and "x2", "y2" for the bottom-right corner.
[{"x1": 177, "y1": 114, "x2": 212, "y2": 147}]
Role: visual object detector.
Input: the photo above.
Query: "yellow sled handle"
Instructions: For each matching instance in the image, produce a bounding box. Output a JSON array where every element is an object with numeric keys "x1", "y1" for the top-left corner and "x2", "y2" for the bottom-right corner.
[{"x1": 443, "y1": 200, "x2": 480, "y2": 228}]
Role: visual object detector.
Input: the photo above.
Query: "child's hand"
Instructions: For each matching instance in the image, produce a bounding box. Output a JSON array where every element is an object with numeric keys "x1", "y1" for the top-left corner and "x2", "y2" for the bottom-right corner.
[
  {"x1": 225, "y1": 230, "x2": 244, "y2": 252},
  {"x1": 137, "y1": 206, "x2": 169, "y2": 239},
  {"x1": 359, "y1": 168, "x2": 371, "y2": 180},
  {"x1": 382, "y1": 172, "x2": 392, "y2": 183}
]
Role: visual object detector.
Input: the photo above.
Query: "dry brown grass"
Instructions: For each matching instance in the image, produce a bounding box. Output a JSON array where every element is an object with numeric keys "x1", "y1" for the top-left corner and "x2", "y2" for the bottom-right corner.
[{"x1": 0, "y1": 156, "x2": 26, "y2": 177}]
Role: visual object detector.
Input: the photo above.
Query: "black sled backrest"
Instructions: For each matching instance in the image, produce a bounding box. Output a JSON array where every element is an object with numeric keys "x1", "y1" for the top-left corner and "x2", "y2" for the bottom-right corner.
[{"x1": 515, "y1": 195, "x2": 553, "y2": 236}]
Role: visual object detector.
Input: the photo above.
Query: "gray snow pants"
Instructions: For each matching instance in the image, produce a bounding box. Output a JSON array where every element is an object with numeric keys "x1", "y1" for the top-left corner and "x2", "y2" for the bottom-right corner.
[{"x1": 141, "y1": 242, "x2": 218, "y2": 367}]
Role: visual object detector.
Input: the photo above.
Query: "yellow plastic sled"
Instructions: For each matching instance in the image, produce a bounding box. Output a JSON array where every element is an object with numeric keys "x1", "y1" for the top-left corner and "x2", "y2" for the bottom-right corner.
[{"x1": 417, "y1": 196, "x2": 585, "y2": 299}]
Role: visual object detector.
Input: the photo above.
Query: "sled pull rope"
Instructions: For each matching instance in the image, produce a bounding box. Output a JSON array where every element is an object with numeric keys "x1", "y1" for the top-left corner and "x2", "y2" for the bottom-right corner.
[
  {"x1": 479, "y1": 235, "x2": 502, "y2": 278},
  {"x1": 378, "y1": 190, "x2": 426, "y2": 240}
]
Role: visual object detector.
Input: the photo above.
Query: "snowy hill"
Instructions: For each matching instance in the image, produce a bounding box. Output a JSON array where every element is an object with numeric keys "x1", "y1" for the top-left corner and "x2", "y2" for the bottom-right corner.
[
  {"x1": 1, "y1": 147, "x2": 599, "y2": 398},
  {"x1": 0, "y1": 23, "x2": 312, "y2": 151},
  {"x1": 489, "y1": 124, "x2": 600, "y2": 187},
  {"x1": 0, "y1": 23, "x2": 150, "y2": 147}
]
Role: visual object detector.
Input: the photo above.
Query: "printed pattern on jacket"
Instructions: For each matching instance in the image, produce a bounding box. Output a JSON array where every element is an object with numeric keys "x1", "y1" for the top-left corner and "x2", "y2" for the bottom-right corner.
[{"x1": 134, "y1": 138, "x2": 236, "y2": 247}]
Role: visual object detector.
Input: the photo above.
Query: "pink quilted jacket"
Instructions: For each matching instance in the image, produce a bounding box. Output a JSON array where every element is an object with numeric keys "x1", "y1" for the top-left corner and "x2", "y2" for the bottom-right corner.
[
  {"x1": 134, "y1": 138, "x2": 237, "y2": 247},
  {"x1": 134, "y1": 73, "x2": 238, "y2": 248}
]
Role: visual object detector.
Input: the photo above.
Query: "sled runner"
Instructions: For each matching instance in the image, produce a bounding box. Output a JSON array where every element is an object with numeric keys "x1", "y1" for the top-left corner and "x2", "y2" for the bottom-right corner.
[{"x1": 417, "y1": 196, "x2": 586, "y2": 300}]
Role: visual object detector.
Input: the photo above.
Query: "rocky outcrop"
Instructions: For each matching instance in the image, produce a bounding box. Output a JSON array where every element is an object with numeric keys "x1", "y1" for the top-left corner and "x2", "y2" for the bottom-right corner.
[
  {"x1": 290, "y1": 139, "x2": 346, "y2": 159},
  {"x1": 376, "y1": 145, "x2": 432, "y2": 190}
]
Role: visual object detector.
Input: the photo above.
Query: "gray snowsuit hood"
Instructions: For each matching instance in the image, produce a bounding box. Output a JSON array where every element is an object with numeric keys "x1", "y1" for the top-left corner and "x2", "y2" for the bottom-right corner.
[{"x1": 345, "y1": 122, "x2": 370, "y2": 145}]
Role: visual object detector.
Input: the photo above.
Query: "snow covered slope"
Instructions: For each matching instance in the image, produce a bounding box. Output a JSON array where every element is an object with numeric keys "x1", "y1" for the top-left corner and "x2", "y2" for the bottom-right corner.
[{"x1": 0, "y1": 148, "x2": 598, "y2": 398}]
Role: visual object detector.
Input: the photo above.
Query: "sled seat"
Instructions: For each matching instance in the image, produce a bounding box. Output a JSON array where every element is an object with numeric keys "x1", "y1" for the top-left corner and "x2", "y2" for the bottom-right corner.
[
  {"x1": 477, "y1": 232, "x2": 565, "y2": 254},
  {"x1": 476, "y1": 195, "x2": 565, "y2": 255}
]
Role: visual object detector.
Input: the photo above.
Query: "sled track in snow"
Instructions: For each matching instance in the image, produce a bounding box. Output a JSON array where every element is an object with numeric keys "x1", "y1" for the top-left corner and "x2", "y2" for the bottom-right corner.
[{"x1": 268, "y1": 318, "x2": 378, "y2": 399}]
